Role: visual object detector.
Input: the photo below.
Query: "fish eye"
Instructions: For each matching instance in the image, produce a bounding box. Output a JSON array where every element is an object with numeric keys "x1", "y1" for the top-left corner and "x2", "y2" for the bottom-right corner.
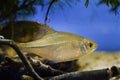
[{"x1": 88, "y1": 42, "x2": 93, "y2": 48}]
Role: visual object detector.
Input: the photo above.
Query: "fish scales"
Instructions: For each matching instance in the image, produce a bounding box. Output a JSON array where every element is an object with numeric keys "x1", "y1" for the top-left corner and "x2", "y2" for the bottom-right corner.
[{"x1": 18, "y1": 32, "x2": 97, "y2": 63}]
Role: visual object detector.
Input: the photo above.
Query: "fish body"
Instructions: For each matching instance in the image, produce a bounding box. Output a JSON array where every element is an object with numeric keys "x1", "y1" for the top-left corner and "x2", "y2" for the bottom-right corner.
[{"x1": 18, "y1": 32, "x2": 97, "y2": 63}]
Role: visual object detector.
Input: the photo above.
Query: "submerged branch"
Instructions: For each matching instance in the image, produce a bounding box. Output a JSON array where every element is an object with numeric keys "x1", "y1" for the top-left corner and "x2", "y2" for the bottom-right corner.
[
  {"x1": 0, "y1": 39, "x2": 44, "y2": 80},
  {"x1": 47, "y1": 66, "x2": 120, "y2": 80}
]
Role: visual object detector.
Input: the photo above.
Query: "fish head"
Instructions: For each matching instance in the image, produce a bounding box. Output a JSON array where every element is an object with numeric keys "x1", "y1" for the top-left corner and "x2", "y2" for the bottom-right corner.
[
  {"x1": 79, "y1": 38, "x2": 97, "y2": 56},
  {"x1": 49, "y1": 37, "x2": 97, "y2": 63}
]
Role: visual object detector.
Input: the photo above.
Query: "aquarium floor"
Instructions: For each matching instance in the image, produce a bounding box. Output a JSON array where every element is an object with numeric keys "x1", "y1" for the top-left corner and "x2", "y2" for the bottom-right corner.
[{"x1": 78, "y1": 52, "x2": 120, "y2": 71}]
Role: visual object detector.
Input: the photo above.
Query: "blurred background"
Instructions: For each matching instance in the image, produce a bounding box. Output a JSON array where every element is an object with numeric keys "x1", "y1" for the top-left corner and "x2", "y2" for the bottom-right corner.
[
  {"x1": 1, "y1": 0, "x2": 120, "y2": 52},
  {"x1": 27, "y1": 0, "x2": 120, "y2": 52}
]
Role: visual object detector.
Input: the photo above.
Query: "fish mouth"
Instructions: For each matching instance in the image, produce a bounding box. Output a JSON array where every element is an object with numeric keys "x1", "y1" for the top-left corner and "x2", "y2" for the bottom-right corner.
[{"x1": 82, "y1": 39, "x2": 97, "y2": 54}]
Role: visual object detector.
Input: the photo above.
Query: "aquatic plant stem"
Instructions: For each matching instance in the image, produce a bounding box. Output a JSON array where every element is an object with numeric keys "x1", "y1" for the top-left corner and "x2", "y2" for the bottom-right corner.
[{"x1": 44, "y1": 0, "x2": 55, "y2": 24}]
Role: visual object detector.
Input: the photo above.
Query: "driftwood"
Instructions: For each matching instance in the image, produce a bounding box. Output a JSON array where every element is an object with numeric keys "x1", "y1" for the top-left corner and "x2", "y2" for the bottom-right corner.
[{"x1": 0, "y1": 38, "x2": 120, "y2": 80}]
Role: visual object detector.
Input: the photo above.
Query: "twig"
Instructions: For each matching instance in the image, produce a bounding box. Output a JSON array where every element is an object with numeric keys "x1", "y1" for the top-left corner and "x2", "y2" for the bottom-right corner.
[
  {"x1": 0, "y1": 39, "x2": 44, "y2": 80},
  {"x1": 28, "y1": 57, "x2": 64, "y2": 77},
  {"x1": 44, "y1": 0, "x2": 55, "y2": 24},
  {"x1": 47, "y1": 66, "x2": 120, "y2": 80}
]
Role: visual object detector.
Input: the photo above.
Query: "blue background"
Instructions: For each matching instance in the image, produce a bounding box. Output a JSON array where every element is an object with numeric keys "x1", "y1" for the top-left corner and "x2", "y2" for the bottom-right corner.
[{"x1": 23, "y1": 1, "x2": 120, "y2": 52}]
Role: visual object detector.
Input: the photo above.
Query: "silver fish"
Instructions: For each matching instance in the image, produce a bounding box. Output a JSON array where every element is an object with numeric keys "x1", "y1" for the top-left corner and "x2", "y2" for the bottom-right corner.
[{"x1": 18, "y1": 32, "x2": 97, "y2": 63}]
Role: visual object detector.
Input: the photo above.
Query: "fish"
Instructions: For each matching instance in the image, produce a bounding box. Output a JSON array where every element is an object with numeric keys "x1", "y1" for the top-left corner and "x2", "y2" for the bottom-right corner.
[
  {"x1": 18, "y1": 31, "x2": 97, "y2": 63},
  {"x1": 0, "y1": 21, "x2": 55, "y2": 42}
]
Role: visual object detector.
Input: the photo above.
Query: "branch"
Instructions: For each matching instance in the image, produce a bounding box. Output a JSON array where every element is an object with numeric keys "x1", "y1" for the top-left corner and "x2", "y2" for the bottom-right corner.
[
  {"x1": 47, "y1": 66, "x2": 120, "y2": 80},
  {"x1": 28, "y1": 57, "x2": 64, "y2": 77},
  {"x1": 0, "y1": 39, "x2": 44, "y2": 80},
  {"x1": 44, "y1": 0, "x2": 56, "y2": 24}
]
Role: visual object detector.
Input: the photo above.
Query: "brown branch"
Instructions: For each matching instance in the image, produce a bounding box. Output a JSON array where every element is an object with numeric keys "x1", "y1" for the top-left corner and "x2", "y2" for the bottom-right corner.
[
  {"x1": 27, "y1": 57, "x2": 64, "y2": 77},
  {"x1": 46, "y1": 66, "x2": 120, "y2": 80},
  {"x1": 0, "y1": 56, "x2": 64, "y2": 79},
  {"x1": 0, "y1": 39, "x2": 44, "y2": 80},
  {"x1": 1, "y1": 56, "x2": 120, "y2": 80}
]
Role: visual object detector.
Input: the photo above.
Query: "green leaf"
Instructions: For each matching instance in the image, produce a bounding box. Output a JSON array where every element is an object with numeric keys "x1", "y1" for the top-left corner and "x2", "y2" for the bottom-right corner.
[{"x1": 85, "y1": 0, "x2": 89, "y2": 8}]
